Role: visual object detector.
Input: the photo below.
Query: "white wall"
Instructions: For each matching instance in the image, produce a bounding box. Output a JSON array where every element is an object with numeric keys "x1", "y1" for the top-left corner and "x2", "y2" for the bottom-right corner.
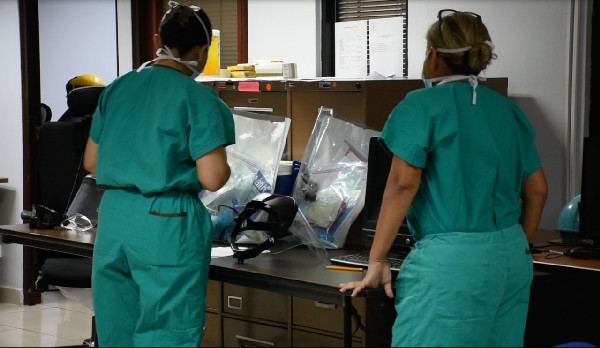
[
  {"x1": 39, "y1": 0, "x2": 119, "y2": 119},
  {"x1": 247, "y1": 0, "x2": 321, "y2": 77},
  {"x1": 0, "y1": 0, "x2": 25, "y2": 293}
]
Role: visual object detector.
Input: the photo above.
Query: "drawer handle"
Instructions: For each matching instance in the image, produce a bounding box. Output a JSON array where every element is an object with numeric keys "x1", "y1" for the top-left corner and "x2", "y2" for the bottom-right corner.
[
  {"x1": 314, "y1": 301, "x2": 337, "y2": 309},
  {"x1": 233, "y1": 106, "x2": 274, "y2": 113},
  {"x1": 235, "y1": 334, "x2": 275, "y2": 347},
  {"x1": 227, "y1": 295, "x2": 243, "y2": 310}
]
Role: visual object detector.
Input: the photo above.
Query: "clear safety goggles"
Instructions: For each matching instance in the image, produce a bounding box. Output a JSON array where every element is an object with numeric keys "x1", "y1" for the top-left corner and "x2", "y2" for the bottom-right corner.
[
  {"x1": 61, "y1": 213, "x2": 94, "y2": 232},
  {"x1": 438, "y1": 9, "x2": 481, "y2": 23}
]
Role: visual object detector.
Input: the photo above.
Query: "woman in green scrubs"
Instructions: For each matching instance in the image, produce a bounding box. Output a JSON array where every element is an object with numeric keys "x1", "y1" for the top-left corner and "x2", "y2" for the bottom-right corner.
[
  {"x1": 340, "y1": 10, "x2": 548, "y2": 347},
  {"x1": 83, "y1": 2, "x2": 235, "y2": 346}
]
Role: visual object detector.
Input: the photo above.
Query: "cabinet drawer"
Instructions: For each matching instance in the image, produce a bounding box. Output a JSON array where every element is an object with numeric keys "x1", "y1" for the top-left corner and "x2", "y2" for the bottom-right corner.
[
  {"x1": 223, "y1": 317, "x2": 289, "y2": 347},
  {"x1": 221, "y1": 91, "x2": 288, "y2": 116},
  {"x1": 223, "y1": 283, "x2": 289, "y2": 324},
  {"x1": 292, "y1": 296, "x2": 365, "y2": 338},
  {"x1": 201, "y1": 311, "x2": 221, "y2": 347},
  {"x1": 206, "y1": 279, "x2": 221, "y2": 311},
  {"x1": 293, "y1": 329, "x2": 361, "y2": 347}
]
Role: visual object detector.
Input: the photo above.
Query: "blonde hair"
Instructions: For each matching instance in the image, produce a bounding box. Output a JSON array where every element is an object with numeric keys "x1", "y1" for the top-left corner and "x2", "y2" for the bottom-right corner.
[{"x1": 426, "y1": 11, "x2": 494, "y2": 75}]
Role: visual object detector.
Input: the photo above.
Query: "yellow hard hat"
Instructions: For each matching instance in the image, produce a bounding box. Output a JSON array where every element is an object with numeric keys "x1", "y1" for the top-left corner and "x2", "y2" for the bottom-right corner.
[{"x1": 66, "y1": 74, "x2": 105, "y2": 93}]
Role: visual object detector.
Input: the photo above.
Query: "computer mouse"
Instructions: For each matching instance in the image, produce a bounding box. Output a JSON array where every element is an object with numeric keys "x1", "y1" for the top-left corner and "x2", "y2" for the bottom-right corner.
[{"x1": 566, "y1": 246, "x2": 600, "y2": 259}]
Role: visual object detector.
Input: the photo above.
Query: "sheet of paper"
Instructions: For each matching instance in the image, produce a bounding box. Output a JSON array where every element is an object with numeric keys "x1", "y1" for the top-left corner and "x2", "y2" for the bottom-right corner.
[
  {"x1": 211, "y1": 246, "x2": 234, "y2": 258},
  {"x1": 335, "y1": 20, "x2": 368, "y2": 78},
  {"x1": 369, "y1": 17, "x2": 404, "y2": 78}
]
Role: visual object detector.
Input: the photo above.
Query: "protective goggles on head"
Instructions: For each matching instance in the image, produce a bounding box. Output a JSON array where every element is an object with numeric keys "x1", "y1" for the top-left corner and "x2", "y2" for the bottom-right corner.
[{"x1": 229, "y1": 193, "x2": 298, "y2": 263}]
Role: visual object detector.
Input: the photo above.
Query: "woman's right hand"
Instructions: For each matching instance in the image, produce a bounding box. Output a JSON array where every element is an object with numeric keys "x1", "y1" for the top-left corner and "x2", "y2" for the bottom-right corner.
[{"x1": 339, "y1": 260, "x2": 395, "y2": 298}]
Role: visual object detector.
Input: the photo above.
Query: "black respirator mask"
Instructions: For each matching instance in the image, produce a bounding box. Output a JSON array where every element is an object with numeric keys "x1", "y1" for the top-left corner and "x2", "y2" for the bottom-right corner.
[
  {"x1": 229, "y1": 193, "x2": 298, "y2": 263},
  {"x1": 29, "y1": 205, "x2": 67, "y2": 229}
]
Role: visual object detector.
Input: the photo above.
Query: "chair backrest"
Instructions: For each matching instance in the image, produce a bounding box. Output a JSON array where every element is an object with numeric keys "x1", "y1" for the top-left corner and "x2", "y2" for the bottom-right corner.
[
  {"x1": 36, "y1": 85, "x2": 105, "y2": 215},
  {"x1": 40, "y1": 103, "x2": 52, "y2": 124},
  {"x1": 37, "y1": 119, "x2": 92, "y2": 215},
  {"x1": 59, "y1": 85, "x2": 105, "y2": 122}
]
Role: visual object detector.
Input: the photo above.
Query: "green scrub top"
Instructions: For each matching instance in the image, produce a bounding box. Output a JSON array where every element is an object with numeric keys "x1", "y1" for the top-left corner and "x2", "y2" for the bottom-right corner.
[
  {"x1": 90, "y1": 65, "x2": 235, "y2": 194},
  {"x1": 380, "y1": 82, "x2": 541, "y2": 239}
]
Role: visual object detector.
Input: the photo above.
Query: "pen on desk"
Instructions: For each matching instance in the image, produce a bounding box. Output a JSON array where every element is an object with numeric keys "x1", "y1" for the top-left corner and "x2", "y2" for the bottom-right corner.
[{"x1": 327, "y1": 265, "x2": 364, "y2": 272}]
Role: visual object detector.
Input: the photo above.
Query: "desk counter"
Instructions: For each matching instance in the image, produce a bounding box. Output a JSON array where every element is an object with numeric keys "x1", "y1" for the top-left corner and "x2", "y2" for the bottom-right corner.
[
  {"x1": 211, "y1": 246, "x2": 379, "y2": 304},
  {"x1": 0, "y1": 224, "x2": 94, "y2": 257},
  {"x1": 532, "y1": 229, "x2": 600, "y2": 272}
]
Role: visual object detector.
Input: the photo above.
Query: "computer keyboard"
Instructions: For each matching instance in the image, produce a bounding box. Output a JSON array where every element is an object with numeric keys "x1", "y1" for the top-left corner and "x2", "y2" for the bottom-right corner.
[{"x1": 330, "y1": 253, "x2": 406, "y2": 272}]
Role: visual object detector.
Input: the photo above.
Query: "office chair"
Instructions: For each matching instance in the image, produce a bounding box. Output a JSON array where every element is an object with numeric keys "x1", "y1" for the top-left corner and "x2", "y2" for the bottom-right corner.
[
  {"x1": 40, "y1": 103, "x2": 52, "y2": 124},
  {"x1": 22, "y1": 85, "x2": 105, "y2": 348}
]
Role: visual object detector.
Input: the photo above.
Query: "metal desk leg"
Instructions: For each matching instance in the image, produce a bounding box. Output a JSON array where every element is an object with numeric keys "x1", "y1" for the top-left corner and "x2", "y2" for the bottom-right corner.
[{"x1": 343, "y1": 295, "x2": 353, "y2": 347}]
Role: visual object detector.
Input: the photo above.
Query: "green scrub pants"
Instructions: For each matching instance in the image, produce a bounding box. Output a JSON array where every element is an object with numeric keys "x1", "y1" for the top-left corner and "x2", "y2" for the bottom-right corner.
[
  {"x1": 92, "y1": 188, "x2": 212, "y2": 347},
  {"x1": 392, "y1": 224, "x2": 533, "y2": 347}
]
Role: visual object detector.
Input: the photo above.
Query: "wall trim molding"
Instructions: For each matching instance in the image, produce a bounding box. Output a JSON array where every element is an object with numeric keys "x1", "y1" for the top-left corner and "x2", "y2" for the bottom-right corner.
[{"x1": 0, "y1": 286, "x2": 23, "y2": 306}]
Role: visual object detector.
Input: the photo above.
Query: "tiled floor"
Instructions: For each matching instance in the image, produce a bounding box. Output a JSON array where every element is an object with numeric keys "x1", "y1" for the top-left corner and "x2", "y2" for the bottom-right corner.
[{"x1": 0, "y1": 291, "x2": 93, "y2": 347}]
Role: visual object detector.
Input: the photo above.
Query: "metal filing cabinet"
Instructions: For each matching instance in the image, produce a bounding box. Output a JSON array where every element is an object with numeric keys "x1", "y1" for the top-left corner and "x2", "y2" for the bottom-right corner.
[{"x1": 222, "y1": 283, "x2": 290, "y2": 347}]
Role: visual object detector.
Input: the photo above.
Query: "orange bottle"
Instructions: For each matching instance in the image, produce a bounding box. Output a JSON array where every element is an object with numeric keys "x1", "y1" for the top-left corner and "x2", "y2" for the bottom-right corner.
[{"x1": 202, "y1": 29, "x2": 220, "y2": 76}]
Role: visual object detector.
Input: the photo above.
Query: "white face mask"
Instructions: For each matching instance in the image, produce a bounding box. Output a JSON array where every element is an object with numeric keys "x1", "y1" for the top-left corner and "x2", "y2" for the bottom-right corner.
[
  {"x1": 421, "y1": 73, "x2": 450, "y2": 89},
  {"x1": 137, "y1": 1, "x2": 211, "y2": 79},
  {"x1": 136, "y1": 45, "x2": 202, "y2": 79},
  {"x1": 155, "y1": 46, "x2": 202, "y2": 79}
]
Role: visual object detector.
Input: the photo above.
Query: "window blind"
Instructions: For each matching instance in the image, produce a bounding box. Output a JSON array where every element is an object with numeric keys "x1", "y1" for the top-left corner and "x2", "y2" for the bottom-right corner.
[
  {"x1": 337, "y1": 0, "x2": 407, "y2": 21},
  {"x1": 336, "y1": 0, "x2": 408, "y2": 76}
]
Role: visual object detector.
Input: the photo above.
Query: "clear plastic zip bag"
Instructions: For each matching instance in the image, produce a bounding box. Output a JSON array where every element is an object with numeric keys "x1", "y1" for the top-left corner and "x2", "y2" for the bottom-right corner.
[
  {"x1": 292, "y1": 107, "x2": 380, "y2": 249},
  {"x1": 200, "y1": 109, "x2": 291, "y2": 243}
]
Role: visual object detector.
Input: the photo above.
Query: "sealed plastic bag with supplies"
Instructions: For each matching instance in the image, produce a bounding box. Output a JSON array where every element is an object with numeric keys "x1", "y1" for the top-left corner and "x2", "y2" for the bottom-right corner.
[
  {"x1": 292, "y1": 107, "x2": 380, "y2": 249},
  {"x1": 200, "y1": 109, "x2": 291, "y2": 243}
]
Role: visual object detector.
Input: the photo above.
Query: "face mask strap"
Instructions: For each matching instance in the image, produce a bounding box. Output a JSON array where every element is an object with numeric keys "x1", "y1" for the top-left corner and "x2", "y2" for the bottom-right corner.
[
  {"x1": 435, "y1": 46, "x2": 471, "y2": 54},
  {"x1": 436, "y1": 40, "x2": 497, "y2": 58},
  {"x1": 191, "y1": 11, "x2": 211, "y2": 45}
]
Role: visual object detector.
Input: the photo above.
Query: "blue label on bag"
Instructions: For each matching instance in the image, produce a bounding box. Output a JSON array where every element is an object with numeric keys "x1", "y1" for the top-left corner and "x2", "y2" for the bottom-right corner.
[{"x1": 253, "y1": 171, "x2": 272, "y2": 193}]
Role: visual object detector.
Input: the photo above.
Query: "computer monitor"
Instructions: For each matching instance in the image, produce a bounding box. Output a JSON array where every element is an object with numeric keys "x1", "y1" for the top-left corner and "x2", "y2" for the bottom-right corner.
[
  {"x1": 579, "y1": 136, "x2": 600, "y2": 247},
  {"x1": 362, "y1": 137, "x2": 414, "y2": 252}
]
